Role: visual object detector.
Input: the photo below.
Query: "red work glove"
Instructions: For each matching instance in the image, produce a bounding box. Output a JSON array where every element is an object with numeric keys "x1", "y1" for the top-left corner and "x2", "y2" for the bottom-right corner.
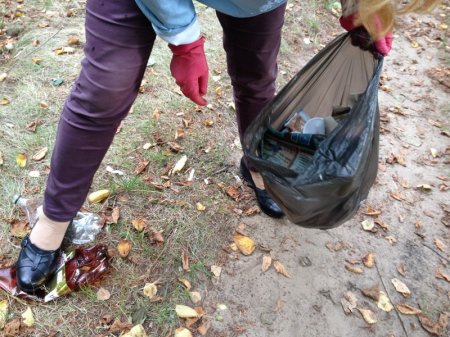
[
  {"x1": 340, "y1": 14, "x2": 393, "y2": 56},
  {"x1": 169, "y1": 36, "x2": 208, "y2": 106}
]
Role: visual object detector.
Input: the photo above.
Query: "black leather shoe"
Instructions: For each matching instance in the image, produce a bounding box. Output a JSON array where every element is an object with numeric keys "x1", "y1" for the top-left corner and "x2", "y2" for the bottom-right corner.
[
  {"x1": 240, "y1": 158, "x2": 284, "y2": 218},
  {"x1": 16, "y1": 235, "x2": 60, "y2": 293}
]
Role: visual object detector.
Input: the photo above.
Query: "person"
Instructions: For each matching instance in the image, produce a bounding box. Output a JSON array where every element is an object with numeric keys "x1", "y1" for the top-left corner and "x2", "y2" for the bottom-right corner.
[{"x1": 15, "y1": 0, "x2": 441, "y2": 293}]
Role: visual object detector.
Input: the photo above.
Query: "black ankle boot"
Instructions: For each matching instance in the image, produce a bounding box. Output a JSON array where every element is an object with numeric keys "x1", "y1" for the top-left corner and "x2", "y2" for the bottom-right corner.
[
  {"x1": 16, "y1": 235, "x2": 60, "y2": 293},
  {"x1": 240, "y1": 158, "x2": 284, "y2": 218}
]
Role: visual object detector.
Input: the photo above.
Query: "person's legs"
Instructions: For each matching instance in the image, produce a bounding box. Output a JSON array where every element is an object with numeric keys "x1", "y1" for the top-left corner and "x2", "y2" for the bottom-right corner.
[
  {"x1": 216, "y1": 5, "x2": 286, "y2": 217},
  {"x1": 216, "y1": 4, "x2": 286, "y2": 173},
  {"x1": 17, "y1": 0, "x2": 155, "y2": 291}
]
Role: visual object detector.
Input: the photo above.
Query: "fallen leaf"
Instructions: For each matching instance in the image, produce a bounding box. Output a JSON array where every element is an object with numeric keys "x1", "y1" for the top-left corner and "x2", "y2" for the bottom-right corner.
[
  {"x1": 189, "y1": 291, "x2": 201, "y2": 304},
  {"x1": 10, "y1": 220, "x2": 30, "y2": 238},
  {"x1": 148, "y1": 227, "x2": 164, "y2": 244},
  {"x1": 416, "y1": 184, "x2": 432, "y2": 191},
  {"x1": 174, "y1": 327, "x2": 193, "y2": 337},
  {"x1": 0, "y1": 300, "x2": 8, "y2": 329},
  {"x1": 175, "y1": 129, "x2": 185, "y2": 140},
  {"x1": 3, "y1": 318, "x2": 20, "y2": 336},
  {"x1": 418, "y1": 313, "x2": 449, "y2": 336},
  {"x1": 0, "y1": 73, "x2": 7, "y2": 82},
  {"x1": 435, "y1": 267, "x2": 450, "y2": 282},
  {"x1": 121, "y1": 324, "x2": 148, "y2": 337},
  {"x1": 39, "y1": 101, "x2": 49, "y2": 109},
  {"x1": 434, "y1": 239, "x2": 446, "y2": 252},
  {"x1": 178, "y1": 278, "x2": 192, "y2": 290},
  {"x1": 132, "y1": 218, "x2": 147, "y2": 232},
  {"x1": 341, "y1": 291, "x2": 357, "y2": 314},
  {"x1": 111, "y1": 207, "x2": 120, "y2": 224},
  {"x1": 67, "y1": 35, "x2": 80, "y2": 45},
  {"x1": 134, "y1": 160, "x2": 149, "y2": 175},
  {"x1": 345, "y1": 265, "x2": 363, "y2": 274},
  {"x1": 54, "y1": 46, "x2": 76, "y2": 55},
  {"x1": 361, "y1": 219, "x2": 375, "y2": 231},
  {"x1": 196, "y1": 202, "x2": 206, "y2": 211},
  {"x1": 31, "y1": 57, "x2": 42, "y2": 64},
  {"x1": 143, "y1": 282, "x2": 157, "y2": 299},
  {"x1": 362, "y1": 286, "x2": 380, "y2": 301},
  {"x1": 362, "y1": 252, "x2": 375, "y2": 268},
  {"x1": 0, "y1": 98, "x2": 10, "y2": 105},
  {"x1": 21, "y1": 307, "x2": 34, "y2": 327},
  {"x1": 197, "y1": 320, "x2": 210, "y2": 335},
  {"x1": 16, "y1": 153, "x2": 27, "y2": 167},
  {"x1": 203, "y1": 119, "x2": 214, "y2": 127},
  {"x1": 117, "y1": 239, "x2": 132, "y2": 258},
  {"x1": 273, "y1": 260, "x2": 290, "y2": 278},
  {"x1": 26, "y1": 120, "x2": 38, "y2": 132},
  {"x1": 167, "y1": 142, "x2": 184, "y2": 153},
  {"x1": 377, "y1": 291, "x2": 394, "y2": 312},
  {"x1": 32, "y1": 147, "x2": 48, "y2": 161},
  {"x1": 233, "y1": 233, "x2": 256, "y2": 256},
  {"x1": 0, "y1": 151, "x2": 3, "y2": 166},
  {"x1": 211, "y1": 265, "x2": 222, "y2": 278},
  {"x1": 175, "y1": 305, "x2": 199, "y2": 318},
  {"x1": 385, "y1": 235, "x2": 397, "y2": 245},
  {"x1": 396, "y1": 304, "x2": 422, "y2": 315},
  {"x1": 391, "y1": 278, "x2": 411, "y2": 297},
  {"x1": 182, "y1": 250, "x2": 190, "y2": 271},
  {"x1": 96, "y1": 287, "x2": 111, "y2": 301},
  {"x1": 389, "y1": 191, "x2": 404, "y2": 201},
  {"x1": 170, "y1": 155, "x2": 187, "y2": 175},
  {"x1": 262, "y1": 255, "x2": 272, "y2": 272},
  {"x1": 358, "y1": 308, "x2": 377, "y2": 324},
  {"x1": 397, "y1": 263, "x2": 406, "y2": 276}
]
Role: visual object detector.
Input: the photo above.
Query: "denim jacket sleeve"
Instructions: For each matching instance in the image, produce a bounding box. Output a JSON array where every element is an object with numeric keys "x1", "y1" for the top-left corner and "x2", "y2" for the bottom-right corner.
[{"x1": 134, "y1": 0, "x2": 201, "y2": 45}]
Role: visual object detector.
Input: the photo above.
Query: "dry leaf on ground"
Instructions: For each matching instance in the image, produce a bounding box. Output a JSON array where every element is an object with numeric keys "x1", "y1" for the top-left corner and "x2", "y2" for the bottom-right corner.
[
  {"x1": 361, "y1": 219, "x2": 375, "y2": 231},
  {"x1": 16, "y1": 153, "x2": 27, "y2": 167},
  {"x1": 189, "y1": 291, "x2": 202, "y2": 304},
  {"x1": 358, "y1": 308, "x2": 377, "y2": 324},
  {"x1": 117, "y1": 240, "x2": 132, "y2": 257},
  {"x1": 170, "y1": 155, "x2": 187, "y2": 175},
  {"x1": 273, "y1": 260, "x2": 290, "y2": 278},
  {"x1": 32, "y1": 147, "x2": 48, "y2": 161},
  {"x1": 196, "y1": 202, "x2": 206, "y2": 211},
  {"x1": 396, "y1": 304, "x2": 422, "y2": 315},
  {"x1": 121, "y1": 324, "x2": 148, "y2": 337},
  {"x1": 96, "y1": 287, "x2": 111, "y2": 301},
  {"x1": 148, "y1": 227, "x2": 164, "y2": 244},
  {"x1": 345, "y1": 265, "x2": 363, "y2": 274},
  {"x1": 233, "y1": 233, "x2": 256, "y2": 256},
  {"x1": 362, "y1": 252, "x2": 375, "y2": 268},
  {"x1": 377, "y1": 291, "x2": 394, "y2": 312},
  {"x1": 175, "y1": 327, "x2": 193, "y2": 337},
  {"x1": 178, "y1": 278, "x2": 192, "y2": 290},
  {"x1": 175, "y1": 305, "x2": 199, "y2": 318},
  {"x1": 434, "y1": 239, "x2": 446, "y2": 251},
  {"x1": 143, "y1": 283, "x2": 157, "y2": 299},
  {"x1": 435, "y1": 268, "x2": 450, "y2": 282},
  {"x1": 132, "y1": 218, "x2": 147, "y2": 232},
  {"x1": 262, "y1": 255, "x2": 272, "y2": 272},
  {"x1": 21, "y1": 307, "x2": 34, "y2": 327},
  {"x1": 197, "y1": 320, "x2": 210, "y2": 335},
  {"x1": 211, "y1": 265, "x2": 222, "y2": 278},
  {"x1": 362, "y1": 286, "x2": 380, "y2": 301},
  {"x1": 391, "y1": 278, "x2": 411, "y2": 297},
  {"x1": 419, "y1": 313, "x2": 449, "y2": 336},
  {"x1": 0, "y1": 300, "x2": 8, "y2": 329},
  {"x1": 181, "y1": 250, "x2": 190, "y2": 271},
  {"x1": 341, "y1": 291, "x2": 357, "y2": 314}
]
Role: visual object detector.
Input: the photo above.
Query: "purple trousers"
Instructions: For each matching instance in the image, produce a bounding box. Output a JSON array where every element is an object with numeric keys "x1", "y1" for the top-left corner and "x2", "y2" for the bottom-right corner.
[{"x1": 44, "y1": 0, "x2": 286, "y2": 221}]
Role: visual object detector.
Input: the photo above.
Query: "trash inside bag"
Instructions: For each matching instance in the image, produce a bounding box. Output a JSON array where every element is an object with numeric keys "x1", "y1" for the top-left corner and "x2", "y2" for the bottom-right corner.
[
  {"x1": 243, "y1": 33, "x2": 382, "y2": 229},
  {"x1": 0, "y1": 245, "x2": 109, "y2": 302},
  {"x1": 13, "y1": 195, "x2": 102, "y2": 244}
]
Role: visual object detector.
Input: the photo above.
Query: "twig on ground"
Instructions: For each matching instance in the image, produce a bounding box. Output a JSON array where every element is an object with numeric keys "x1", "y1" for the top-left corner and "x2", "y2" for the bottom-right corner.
[
  {"x1": 421, "y1": 242, "x2": 450, "y2": 263},
  {"x1": 374, "y1": 262, "x2": 410, "y2": 337},
  {"x1": 210, "y1": 165, "x2": 232, "y2": 176},
  {"x1": 6, "y1": 26, "x2": 64, "y2": 73}
]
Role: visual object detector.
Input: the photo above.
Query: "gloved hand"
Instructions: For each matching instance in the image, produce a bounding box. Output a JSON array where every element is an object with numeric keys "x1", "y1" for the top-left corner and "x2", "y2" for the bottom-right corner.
[
  {"x1": 340, "y1": 14, "x2": 393, "y2": 56},
  {"x1": 169, "y1": 36, "x2": 208, "y2": 106}
]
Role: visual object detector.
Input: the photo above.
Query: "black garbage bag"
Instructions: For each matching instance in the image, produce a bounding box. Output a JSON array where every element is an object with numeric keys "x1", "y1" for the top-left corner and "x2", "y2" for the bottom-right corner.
[{"x1": 243, "y1": 33, "x2": 382, "y2": 229}]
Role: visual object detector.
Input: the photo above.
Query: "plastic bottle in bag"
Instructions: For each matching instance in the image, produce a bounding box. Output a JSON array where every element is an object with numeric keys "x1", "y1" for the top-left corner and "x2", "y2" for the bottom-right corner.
[{"x1": 12, "y1": 195, "x2": 102, "y2": 244}]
